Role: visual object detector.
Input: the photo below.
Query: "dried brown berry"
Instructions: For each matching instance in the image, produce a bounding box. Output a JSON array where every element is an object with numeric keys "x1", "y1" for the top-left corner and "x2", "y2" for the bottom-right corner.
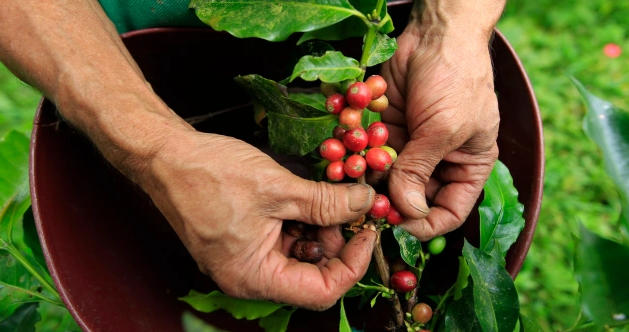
[
  {"x1": 291, "y1": 237, "x2": 324, "y2": 263},
  {"x1": 283, "y1": 220, "x2": 306, "y2": 237}
]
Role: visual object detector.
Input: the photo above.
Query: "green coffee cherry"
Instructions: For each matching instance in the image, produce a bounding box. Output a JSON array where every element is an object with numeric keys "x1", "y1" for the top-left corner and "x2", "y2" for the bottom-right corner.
[{"x1": 428, "y1": 236, "x2": 446, "y2": 255}]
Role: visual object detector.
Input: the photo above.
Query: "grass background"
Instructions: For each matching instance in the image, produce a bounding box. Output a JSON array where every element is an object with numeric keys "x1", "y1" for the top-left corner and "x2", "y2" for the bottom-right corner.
[{"x1": 0, "y1": 0, "x2": 627, "y2": 330}]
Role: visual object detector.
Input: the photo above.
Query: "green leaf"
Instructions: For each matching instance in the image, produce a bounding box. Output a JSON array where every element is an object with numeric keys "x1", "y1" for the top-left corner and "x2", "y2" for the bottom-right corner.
[
  {"x1": 258, "y1": 308, "x2": 297, "y2": 332},
  {"x1": 518, "y1": 314, "x2": 544, "y2": 332},
  {"x1": 489, "y1": 240, "x2": 506, "y2": 268},
  {"x1": 189, "y1": 0, "x2": 362, "y2": 42},
  {"x1": 290, "y1": 51, "x2": 361, "y2": 83},
  {"x1": 179, "y1": 290, "x2": 287, "y2": 320},
  {"x1": 571, "y1": 77, "x2": 629, "y2": 240},
  {"x1": 453, "y1": 256, "x2": 470, "y2": 301},
  {"x1": 0, "y1": 302, "x2": 40, "y2": 332},
  {"x1": 344, "y1": 285, "x2": 365, "y2": 298},
  {"x1": 0, "y1": 252, "x2": 54, "y2": 319},
  {"x1": 369, "y1": 292, "x2": 380, "y2": 308},
  {"x1": 392, "y1": 226, "x2": 421, "y2": 267},
  {"x1": 297, "y1": 0, "x2": 393, "y2": 44},
  {"x1": 0, "y1": 131, "x2": 30, "y2": 243},
  {"x1": 361, "y1": 109, "x2": 381, "y2": 130},
  {"x1": 234, "y1": 75, "x2": 326, "y2": 118},
  {"x1": 575, "y1": 225, "x2": 629, "y2": 329},
  {"x1": 287, "y1": 93, "x2": 327, "y2": 112},
  {"x1": 479, "y1": 160, "x2": 525, "y2": 254},
  {"x1": 267, "y1": 113, "x2": 338, "y2": 156},
  {"x1": 445, "y1": 278, "x2": 482, "y2": 332},
  {"x1": 182, "y1": 311, "x2": 226, "y2": 332},
  {"x1": 339, "y1": 296, "x2": 351, "y2": 332},
  {"x1": 366, "y1": 34, "x2": 397, "y2": 67},
  {"x1": 462, "y1": 240, "x2": 519, "y2": 332},
  {"x1": 312, "y1": 158, "x2": 330, "y2": 182},
  {"x1": 21, "y1": 208, "x2": 47, "y2": 273}
]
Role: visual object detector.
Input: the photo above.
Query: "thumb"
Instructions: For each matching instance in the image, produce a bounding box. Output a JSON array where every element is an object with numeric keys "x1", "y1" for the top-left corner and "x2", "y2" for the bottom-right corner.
[
  {"x1": 277, "y1": 177, "x2": 375, "y2": 227},
  {"x1": 388, "y1": 138, "x2": 445, "y2": 220}
]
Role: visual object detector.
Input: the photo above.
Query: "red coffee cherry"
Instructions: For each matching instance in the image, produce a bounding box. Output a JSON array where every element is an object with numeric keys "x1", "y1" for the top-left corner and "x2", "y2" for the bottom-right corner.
[
  {"x1": 291, "y1": 238, "x2": 324, "y2": 263},
  {"x1": 386, "y1": 205, "x2": 403, "y2": 225},
  {"x1": 326, "y1": 160, "x2": 345, "y2": 182},
  {"x1": 367, "y1": 95, "x2": 389, "y2": 113},
  {"x1": 343, "y1": 128, "x2": 369, "y2": 153},
  {"x1": 344, "y1": 155, "x2": 367, "y2": 178},
  {"x1": 366, "y1": 122, "x2": 389, "y2": 148},
  {"x1": 366, "y1": 148, "x2": 393, "y2": 172},
  {"x1": 319, "y1": 138, "x2": 346, "y2": 161},
  {"x1": 283, "y1": 220, "x2": 306, "y2": 237},
  {"x1": 368, "y1": 194, "x2": 390, "y2": 219},
  {"x1": 346, "y1": 82, "x2": 372, "y2": 109},
  {"x1": 411, "y1": 303, "x2": 433, "y2": 324},
  {"x1": 320, "y1": 82, "x2": 340, "y2": 97},
  {"x1": 365, "y1": 75, "x2": 387, "y2": 99},
  {"x1": 339, "y1": 107, "x2": 362, "y2": 130},
  {"x1": 390, "y1": 270, "x2": 417, "y2": 293},
  {"x1": 380, "y1": 146, "x2": 398, "y2": 162},
  {"x1": 325, "y1": 93, "x2": 347, "y2": 114},
  {"x1": 332, "y1": 125, "x2": 346, "y2": 140}
]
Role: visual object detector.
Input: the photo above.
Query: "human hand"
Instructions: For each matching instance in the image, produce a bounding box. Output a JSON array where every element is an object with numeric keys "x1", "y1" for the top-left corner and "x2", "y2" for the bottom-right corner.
[
  {"x1": 379, "y1": 1, "x2": 503, "y2": 241},
  {"x1": 137, "y1": 131, "x2": 377, "y2": 310}
]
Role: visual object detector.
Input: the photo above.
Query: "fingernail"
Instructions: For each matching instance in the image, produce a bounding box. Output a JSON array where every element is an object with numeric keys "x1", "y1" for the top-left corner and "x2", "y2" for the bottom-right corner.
[
  {"x1": 405, "y1": 191, "x2": 430, "y2": 214},
  {"x1": 348, "y1": 184, "x2": 373, "y2": 212}
]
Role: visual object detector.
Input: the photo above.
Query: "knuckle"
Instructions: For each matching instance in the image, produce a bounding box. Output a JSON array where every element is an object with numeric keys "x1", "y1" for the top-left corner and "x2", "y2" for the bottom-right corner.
[{"x1": 305, "y1": 182, "x2": 335, "y2": 225}]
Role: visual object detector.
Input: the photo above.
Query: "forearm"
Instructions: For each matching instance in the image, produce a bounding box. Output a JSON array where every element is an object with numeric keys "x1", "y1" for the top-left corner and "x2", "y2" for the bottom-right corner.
[
  {"x1": 409, "y1": 0, "x2": 506, "y2": 43},
  {"x1": 0, "y1": 0, "x2": 190, "y2": 182}
]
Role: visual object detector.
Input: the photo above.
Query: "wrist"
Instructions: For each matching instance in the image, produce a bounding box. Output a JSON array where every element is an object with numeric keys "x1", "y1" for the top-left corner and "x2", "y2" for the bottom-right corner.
[{"x1": 407, "y1": 0, "x2": 505, "y2": 44}]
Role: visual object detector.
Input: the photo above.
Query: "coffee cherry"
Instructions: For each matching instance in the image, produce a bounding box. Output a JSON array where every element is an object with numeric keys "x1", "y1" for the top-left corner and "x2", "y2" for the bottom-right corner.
[
  {"x1": 390, "y1": 270, "x2": 417, "y2": 293},
  {"x1": 386, "y1": 205, "x2": 403, "y2": 225},
  {"x1": 367, "y1": 95, "x2": 389, "y2": 113},
  {"x1": 291, "y1": 237, "x2": 324, "y2": 263},
  {"x1": 346, "y1": 82, "x2": 372, "y2": 109},
  {"x1": 339, "y1": 107, "x2": 362, "y2": 130},
  {"x1": 332, "y1": 126, "x2": 346, "y2": 140},
  {"x1": 428, "y1": 236, "x2": 446, "y2": 255},
  {"x1": 344, "y1": 155, "x2": 366, "y2": 178},
  {"x1": 366, "y1": 148, "x2": 393, "y2": 172},
  {"x1": 320, "y1": 82, "x2": 340, "y2": 97},
  {"x1": 368, "y1": 194, "x2": 390, "y2": 219},
  {"x1": 343, "y1": 128, "x2": 369, "y2": 153},
  {"x1": 411, "y1": 303, "x2": 433, "y2": 324},
  {"x1": 365, "y1": 75, "x2": 387, "y2": 99},
  {"x1": 366, "y1": 122, "x2": 389, "y2": 148},
  {"x1": 326, "y1": 160, "x2": 345, "y2": 182},
  {"x1": 283, "y1": 220, "x2": 306, "y2": 237},
  {"x1": 339, "y1": 79, "x2": 356, "y2": 95},
  {"x1": 319, "y1": 138, "x2": 346, "y2": 161},
  {"x1": 380, "y1": 146, "x2": 398, "y2": 162},
  {"x1": 325, "y1": 93, "x2": 347, "y2": 114},
  {"x1": 389, "y1": 256, "x2": 408, "y2": 274}
]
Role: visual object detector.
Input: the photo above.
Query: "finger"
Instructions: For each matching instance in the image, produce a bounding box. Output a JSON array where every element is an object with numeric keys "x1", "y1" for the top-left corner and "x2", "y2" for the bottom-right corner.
[
  {"x1": 425, "y1": 177, "x2": 442, "y2": 203},
  {"x1": 387, "y1": 136, "x2": 449, "y2": 221},
  {"x1": 317, "y1": 226, "x2": 345, "y2": 260},
  {"x1": 400, "y1": 181, "x2": 481, "y2": 241},
  {"x1": 259, "y1": 227, "x2": 377, "y2": 310},
  {"x1": 276, "y1": 179, "x2": 375, "y2": 227}
]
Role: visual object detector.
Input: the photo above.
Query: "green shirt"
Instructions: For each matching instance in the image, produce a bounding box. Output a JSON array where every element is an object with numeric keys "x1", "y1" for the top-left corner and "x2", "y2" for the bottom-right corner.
[{"x1": 98, "y1": 0, "x2": 205, "y2": 34}]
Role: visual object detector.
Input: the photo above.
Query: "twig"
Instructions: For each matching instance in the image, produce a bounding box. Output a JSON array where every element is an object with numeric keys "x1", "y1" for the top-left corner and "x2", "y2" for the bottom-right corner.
[
  {"x1": 372, "y1": 226, "x2": 405, "y2": 328},
  {"x1": 406, "y1": 288, "x2": 418, "y2": 313}
]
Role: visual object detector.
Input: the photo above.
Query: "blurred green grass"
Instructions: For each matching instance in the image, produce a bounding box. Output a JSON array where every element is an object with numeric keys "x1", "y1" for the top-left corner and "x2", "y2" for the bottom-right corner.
[{"x1": 0, "y1": 1, "x2": 628, "y2": 330}]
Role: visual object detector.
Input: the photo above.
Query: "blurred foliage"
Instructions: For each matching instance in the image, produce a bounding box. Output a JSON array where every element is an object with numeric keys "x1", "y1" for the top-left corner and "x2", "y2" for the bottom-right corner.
[
  {"x1": 0, "y1": 1, "x2": 628, "y2": 331},
  {"x1": 498, "y1": 1, "x2": 628, "y2": 331}
]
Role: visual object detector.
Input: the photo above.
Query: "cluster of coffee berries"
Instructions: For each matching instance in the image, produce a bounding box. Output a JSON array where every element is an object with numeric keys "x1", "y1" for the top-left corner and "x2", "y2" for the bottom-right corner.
[
  {"x1": 319, "y1": 75, "x2": 397, "y2": 182},
  {"x1": 283, "y1": 220, "x2": 324, "y2": 263}
]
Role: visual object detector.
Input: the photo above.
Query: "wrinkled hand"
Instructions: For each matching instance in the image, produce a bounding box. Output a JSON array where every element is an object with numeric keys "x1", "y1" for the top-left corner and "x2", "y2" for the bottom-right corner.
[
  {"x1": 380, "y1": 27, "x2": 500, "y2": 241},
  {"x1": 138, "y1": 132, "x2": 376, "y2": 310}
]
